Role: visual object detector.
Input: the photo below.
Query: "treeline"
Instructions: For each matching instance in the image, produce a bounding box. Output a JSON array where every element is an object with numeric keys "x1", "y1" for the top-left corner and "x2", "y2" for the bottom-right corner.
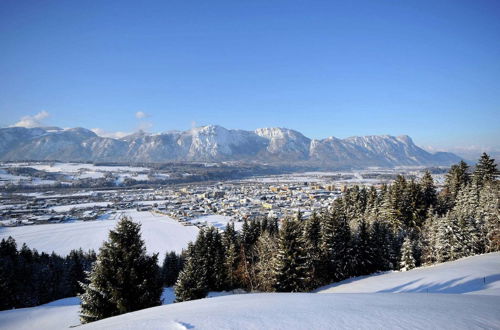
[
  {"x1": 0, "y1": 237, "x2": 185, "y2": 312},
  {"x1": 175, "y1": 153, "x2": 499, "y2": 300},
  {"x1": 0, "y1": 239, "x2": 96, "y2": 310}
]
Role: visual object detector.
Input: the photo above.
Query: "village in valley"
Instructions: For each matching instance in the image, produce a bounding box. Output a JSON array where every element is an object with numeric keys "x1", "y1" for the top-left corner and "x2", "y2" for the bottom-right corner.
[{"x1": 0, "y1": 161, "x2": 447, "y2": 230}]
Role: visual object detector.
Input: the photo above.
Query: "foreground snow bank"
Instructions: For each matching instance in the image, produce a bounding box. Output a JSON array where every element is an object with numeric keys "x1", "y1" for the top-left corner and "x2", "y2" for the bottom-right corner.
[
  {"x1": 80, "y1": 293, "x2": 500, "y2": 330},
  {"x1": 316, "y1": 252, "x2": 500, "y2": 295},
  {"x1": 0, "y1": 297, "x2": 80, "y2": 330},
  {"x1": 2, "y1": 253, "x2": 499, "y2": 329}
]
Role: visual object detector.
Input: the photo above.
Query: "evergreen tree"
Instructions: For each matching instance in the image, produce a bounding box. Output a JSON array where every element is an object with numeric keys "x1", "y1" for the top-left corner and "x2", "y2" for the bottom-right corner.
[
  {"x1": 174, "y1": 243, "x2": 209, "y2": 302},
  {"x1": 80, "y1": 216, "x2": 162, "y2": 323},
  {"x1": 302, "y1": 213, "x2": 322, "y2": 287},
  {"x1": 266, "y1": 217, "x2": 279, "y2": 236},
  {"x1": 478, "y1": 182, "x2": 500, "y2": 252},
  {"x1": 254, "y1": 232, "x2": 278, "y2": 292},
  {"x1": 273, "y1": 218, "x2": 311, "y2": 292},
  {"x1": 399, "y1": 236, "x2": 416, "y2": 271},
  {"x1": 0, "y1": 237, "x2": 17, "y2": 310},
  {"x1": 203, "y1": 226, "x2": 227, "y2": 291},
  {"x1": 321, "y1": 209, "x2": 353, "y2": 282},
  {"x1": 436, "y1": 213, "x2": 455, "y2": 262},
  {"x1": 442, "y1": 160, "x2": 471, "y2": 211},
  {"x1": 66, "y1": 249, "x2": 95, "y2": 295},
  {"x1": 175, "y1": 227, "x2": 227, "y2": 301},
  {"x1": 161, "y1": 251, "x2": 182, "y2": 286},
  {"x1": 352, "y1": 219, "x2": 374, "y2": 276},
  {"x1": 222, "y1": 222, "x2": 240, "y2": 289},
  {"x1": 370, "y1": 220, "x2": 395, "y2": 271},
  {"x1": 473, "y1": 153, "x2": 497, "y2": 187},
  {"x1": 421, "y1": 211, "x2": 439, "y2": 265},
  {"x1": 420, "y1": 171, "x2": 437, "y2": 211}
]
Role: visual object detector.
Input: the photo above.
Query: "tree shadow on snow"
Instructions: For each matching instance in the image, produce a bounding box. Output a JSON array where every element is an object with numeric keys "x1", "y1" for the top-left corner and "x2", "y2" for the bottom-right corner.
[{"x1": 377, "y1": 274, "x2": 500, "y2": 294}]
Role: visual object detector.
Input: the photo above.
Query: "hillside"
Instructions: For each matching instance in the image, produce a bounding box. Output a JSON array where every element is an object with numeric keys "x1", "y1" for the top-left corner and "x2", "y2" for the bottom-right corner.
[
  {"x1": 1, "y1": 253, "x2": 498, "y2": 330},
  {"x1": 0, "y1": 125, "x2": 461, "y2": 166},
  {"x1": 316, "y1": 252, "x2": 500, "y2": 296}
]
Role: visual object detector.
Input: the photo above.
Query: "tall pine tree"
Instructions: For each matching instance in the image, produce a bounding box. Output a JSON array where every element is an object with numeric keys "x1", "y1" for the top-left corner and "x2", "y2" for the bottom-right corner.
[
  {"x1": 273, "y1": 218, "x2": 311, "y2": 292},
  {"x1": 80, "y1": 216, "x2": 162, "y2": 324}
]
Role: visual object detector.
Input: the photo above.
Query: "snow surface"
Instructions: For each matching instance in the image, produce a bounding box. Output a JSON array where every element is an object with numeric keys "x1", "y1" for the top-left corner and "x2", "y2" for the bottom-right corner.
[
  {"x1": 78, "y1": 293, "x2": 500, "y2": 330},
  {"x1": 0, "y1": 288, "x2": 177, "y2": 330},
  {"x1": 50, "y1": 202, "x2": 111, "y2": 213},
  {"x1": 0, "y1": 297, "x2": 81, "y2": 330},
  {"x1": 190, "y1": 215, "x2": 243, "y2": 231},
  {"x1": 0, "y1": 210, "x2": 198, "y2": 256},
  {"x1": 316, "y1": 252, "x2": 500, "y2": 296},
  {"x1": 1, "y1": 253, "x2": 499, "y2": 329},
  {"x1": 19, "y1": 163, "x2": 149, "y2": 173}
]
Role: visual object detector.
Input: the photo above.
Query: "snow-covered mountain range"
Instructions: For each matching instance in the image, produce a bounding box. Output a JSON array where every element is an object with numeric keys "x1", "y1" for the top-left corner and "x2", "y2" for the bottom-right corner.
[{"x1": 0, "y1": 125, "x2": 461, "y2": 167}]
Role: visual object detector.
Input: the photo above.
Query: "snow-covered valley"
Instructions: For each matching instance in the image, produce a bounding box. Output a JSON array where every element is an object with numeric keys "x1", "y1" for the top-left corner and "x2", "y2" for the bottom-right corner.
[
  {"x1": 0, "y1": 210, "x2": 198, "y2": 256},
  {"x1": 1, "y1": 253, "x2": 499, "y2": 329}
]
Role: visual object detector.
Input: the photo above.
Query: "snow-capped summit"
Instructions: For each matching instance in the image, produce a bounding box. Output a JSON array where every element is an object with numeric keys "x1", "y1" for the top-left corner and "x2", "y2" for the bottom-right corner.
[{"x1": 0, "y1": 125, "x2": 461, "y2": 166}]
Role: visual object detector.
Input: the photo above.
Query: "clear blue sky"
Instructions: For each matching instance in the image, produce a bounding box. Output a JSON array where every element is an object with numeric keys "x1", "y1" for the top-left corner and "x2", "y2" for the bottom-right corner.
[{"x1": 0, "y1": 0, "x2": 499, "y2": 153}]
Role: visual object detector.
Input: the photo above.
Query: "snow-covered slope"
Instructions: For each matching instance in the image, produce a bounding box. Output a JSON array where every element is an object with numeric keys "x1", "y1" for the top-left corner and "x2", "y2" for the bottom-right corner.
[
  {"x1": 0, "y1": 298, "x2": 81, "y2": 330},
  {"x1": 80, "y1": 293, "x2": 500, "y2": 330},
  {"x1": 316, "y1": 252, "x2": 500, "y2": 296},
  {"x1": 0, "y1": 210, "x2": 198, "y2": 256},
  {"x1": 1, "y1": 253, "x2": 498, "y2": 330},
  {"x1": 0, "y1": 125, "x2": 461, "y2": 166}
]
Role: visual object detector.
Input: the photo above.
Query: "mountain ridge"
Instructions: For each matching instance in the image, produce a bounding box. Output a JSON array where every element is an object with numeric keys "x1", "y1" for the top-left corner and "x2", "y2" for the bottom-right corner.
[{"x1": 0, "y1": 125, "x2": 461, "y2": 167}]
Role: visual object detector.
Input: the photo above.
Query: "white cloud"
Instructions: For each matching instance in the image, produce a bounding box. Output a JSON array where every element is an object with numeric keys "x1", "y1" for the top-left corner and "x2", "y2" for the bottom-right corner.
[
  {"x1": 11, "y1": 111, "x2": 50, "y2": 128},
  {"x1": 138, "y1": 121, "x2": 153, "y2": 132},
  {"x1": 135, "y1": 111, "x2": 148, "y2": 119},
  {"x1": 91, "y1": 128, "x2": 130, "y2": 139}
]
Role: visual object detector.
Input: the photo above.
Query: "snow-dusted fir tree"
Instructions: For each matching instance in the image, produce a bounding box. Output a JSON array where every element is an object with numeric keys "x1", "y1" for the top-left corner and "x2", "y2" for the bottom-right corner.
[
  {"x1": 174, "y1": 242, "x2": 208, "y2": 302},
  {"x1": 436, "y1": 212, "x2": 457, "y2": 262},
  {"x1": 175, "y1": 227, "x2": 227, "y2": 302},
  {"x1": 370, "y1": 219, "x2": 394, "y2": 271},
  {"x1": 399, "y1": 236, "x2": 415, "y2": 272},
  {"x1": 203, "y1": 226, "x2": 227, "y2": 291},
  {"x1": 419, "y1": 171, "x2": 437, "y2": 216},
  {"x1": 79, "y1": 216, "x2": 162, "y2": 324},
  {"x1": 161, "y1": 251, "x2": 182, "y2": 287},
  {"x1": 421, "y1": 211, "x2": 439, "y2": 265},
  {"x1": 273, "y1": 217, "x2": 311, "y2": 292},
  {"x1": 478, "y1": 182, "x2": 500, "y2": 252},
  {"x1": 330, "y1": 215, "x2": 354, "y2": 281},
  {"x1": 473, "y1": 153, "x2": 497, "y2": 187},
  {"x1": 222, "y1": 222, "x2": 240, "y2": 289},
  {"x1": 302, "y1": 212, "x2": 322, "y2": 286},
  {"x1": 352, "y1": 219, "x2": 374, "y2": 276},
  {"x1": 255, "y1": 232, "x2": 278, "y2": 291}
]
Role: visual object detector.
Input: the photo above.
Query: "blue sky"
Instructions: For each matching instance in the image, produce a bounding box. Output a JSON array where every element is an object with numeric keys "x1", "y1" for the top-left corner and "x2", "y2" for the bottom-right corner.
[{"x1": 0, "y1": 0, "x2": 499, "y2": 155}]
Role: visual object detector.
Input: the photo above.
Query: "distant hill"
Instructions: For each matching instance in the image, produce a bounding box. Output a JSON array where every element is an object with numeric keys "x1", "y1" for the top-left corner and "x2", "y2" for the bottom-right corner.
[{"x1": 0, "y1": 125, "x2": 461, "y2": 167}]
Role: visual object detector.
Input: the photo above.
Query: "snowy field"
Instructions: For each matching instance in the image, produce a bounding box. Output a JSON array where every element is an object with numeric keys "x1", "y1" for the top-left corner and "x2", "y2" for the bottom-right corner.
[
  {"x1": 0, "y1": 169, "x2": 57, "y2": 186},
  {"x1": 1, "y1": 253, "x2": 499, "y2": 330},
  {"x1": 0, "y1": 162, "x2": 151, "y2": 186},
  {"x1": 6, "y1": 162, "x2": 149, "y2": 174},
  {"x1": 49, "y1": 202, "x2": 111, "y2": 213},
  {"x1": 0, "y1": 210, "x2": 198, "y2": 256},
  {"x1": 189, "y1": 215, "x2": 243, "y2": 231},
  {"x1": 243, "y1": 168, "x2": 446, "y2": 186}
]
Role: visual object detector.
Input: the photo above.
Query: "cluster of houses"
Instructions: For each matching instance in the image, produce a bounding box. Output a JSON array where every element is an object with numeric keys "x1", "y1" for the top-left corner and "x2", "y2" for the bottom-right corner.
[
  {"x1": 0, "y1": 180, "x2": 349, "y2": 227},
  {"x1": 156, "y1": 182, "x2": 344, "y2": 223}
]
